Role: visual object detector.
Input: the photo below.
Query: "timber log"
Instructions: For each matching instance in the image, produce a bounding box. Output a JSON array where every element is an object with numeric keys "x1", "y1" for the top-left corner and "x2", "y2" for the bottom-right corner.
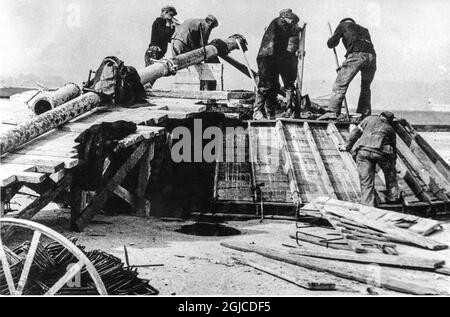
[{"x1": 0, "y1": 34, "x2": 246, "y2": 155}]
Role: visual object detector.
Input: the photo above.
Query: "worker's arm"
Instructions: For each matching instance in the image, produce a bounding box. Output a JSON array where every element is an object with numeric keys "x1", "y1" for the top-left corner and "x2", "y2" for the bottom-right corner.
[
  {"x1": 340, "y1": 118, "x2": 367, "y2": 151},
  {"x1": 327, "y1": 24, "x2": 342, "y2": 48}
]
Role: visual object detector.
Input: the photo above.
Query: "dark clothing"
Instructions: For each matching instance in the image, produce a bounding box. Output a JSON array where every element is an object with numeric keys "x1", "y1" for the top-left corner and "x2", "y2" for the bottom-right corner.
[
  {"x1": 254, "y1": 17, "x2": 301, "y2": 117},
  {"x1": 327, "y1": 21, "x2": 376, "y2": 58},
  {"x1": 328, "y1": 52, "x2": 376, "y2": 115},
  {"x1": 145, "y1": 46, "x2": 164, "y2": 67},
  {"x1": 345, "y1": 115, "x2": 398, "y2": 206},
  {"x1": 257, "y1": 18, "x2": 301, "y2": 58},
  {"x1": 356, "y1": 149, "x2": 398, "y2": 206},
  {"x1": 346, "y1": 115, "x2": 396, "y2": 156},
  {"x1": 150, "y1": 17, "x2": 175, "y2": 56},
  {"x1": 254, "y1": 55, "x2": 297, "y2": 117},
  {"x1": 171, "y1": 19, "x2": 212, "y2": 55}
]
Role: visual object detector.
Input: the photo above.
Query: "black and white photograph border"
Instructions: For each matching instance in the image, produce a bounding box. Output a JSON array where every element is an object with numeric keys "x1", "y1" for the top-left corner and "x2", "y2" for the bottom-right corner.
[{"x1": 0, "y1": 0, "x2": 449, "y2": 299}]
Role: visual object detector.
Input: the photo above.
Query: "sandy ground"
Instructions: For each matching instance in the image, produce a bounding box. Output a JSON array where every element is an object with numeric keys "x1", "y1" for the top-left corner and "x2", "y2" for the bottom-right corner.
[{"x1": 7, "y1": 206, "x2": 445, "y2": 296}]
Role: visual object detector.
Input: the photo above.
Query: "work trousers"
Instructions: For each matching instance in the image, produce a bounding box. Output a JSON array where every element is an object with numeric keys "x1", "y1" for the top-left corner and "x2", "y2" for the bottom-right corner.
[
  {"x1": 254, "y1": 55, "x2": 297, "y2": 117},
  {"x1": 356, "y1": 149, "x2": 399, "y2": 207},
  {"x1": 329, "y1": 52, "x2": 376, "y2": 116}
]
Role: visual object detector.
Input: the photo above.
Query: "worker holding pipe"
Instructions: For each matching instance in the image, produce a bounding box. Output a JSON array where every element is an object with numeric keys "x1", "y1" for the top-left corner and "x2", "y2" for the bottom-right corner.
[
  {"x1": 319, "y1": 18, "x2": 376, "y2": 121},
  {"x1": 340, "y1": 111, "x2": 399, "y2": 207},
  {"x1": 145, "y1": 6, "x2": 179, "y2": 67},
  {"x1": 253, "y1": 9, "x2": 303, "y2": 120},
  {"x1": 171, "y1": 15, "x2": 219, "y2": 56}
]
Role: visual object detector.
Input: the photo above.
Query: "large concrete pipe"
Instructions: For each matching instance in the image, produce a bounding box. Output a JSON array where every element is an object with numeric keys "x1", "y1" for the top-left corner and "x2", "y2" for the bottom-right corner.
[
  {"x1": 28, "y1": 83, "x2": 81, "y2": 115},
  {"x1": 0, "y1": 34, "x2": 246, "y2": 155},
  {"x1": 0, "y1": 92, "x2": 101, "y2": 155},
  {"x1": 138, "y1": 34, "x2": 246, "y2": 84}
]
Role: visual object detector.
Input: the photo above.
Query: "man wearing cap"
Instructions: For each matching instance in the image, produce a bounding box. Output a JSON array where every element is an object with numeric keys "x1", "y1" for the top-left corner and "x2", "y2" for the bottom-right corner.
[
  {"x1": 340, "y1": 112, "x2": 399, "y2": 206},
  {"x1": 319, "y1": 18, "x2": 376, "y2": 121},
  {"x1": 171, "y1": 15, "x2": 219, "y2": 56},
  {"x1": 145, "y1": 6, "x2": 178, "y2": 67},
  {"x1": 253, "y1": 9, "x2": 303, "y2": 120}
]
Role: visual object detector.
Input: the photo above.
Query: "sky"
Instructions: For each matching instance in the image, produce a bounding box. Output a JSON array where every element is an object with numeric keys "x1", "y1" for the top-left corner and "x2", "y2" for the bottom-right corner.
[{"x1": 0, "y1": 0, "x2": 449, "y2": 93}]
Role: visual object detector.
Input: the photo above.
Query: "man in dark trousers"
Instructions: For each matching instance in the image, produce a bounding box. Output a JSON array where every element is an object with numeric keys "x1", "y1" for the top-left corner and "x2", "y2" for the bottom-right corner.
[
  {"x1": 145, "y1": 6, "x2": 178, "y2": 67},
  {"x1": 171, "y1": 15, "x2": 218, "y2": 56},
  {"x1": 253, "y1": 9, "x2": 303, "y2": 120},
  {"x1": 340, "y1": 111, "x2": 399, "y2": 206},
  {"x1": 319, "y1": 18, "x2": 376, "y2": 121}
]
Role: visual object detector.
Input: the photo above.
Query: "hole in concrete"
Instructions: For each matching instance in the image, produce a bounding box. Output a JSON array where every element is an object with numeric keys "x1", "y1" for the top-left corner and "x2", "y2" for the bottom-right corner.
[
  {"x1": 34, "y1": 100, "x2": 52, "y2": 115},
  {"x1": 176, "y1": 222, "x2": 241, "y2": 237}
]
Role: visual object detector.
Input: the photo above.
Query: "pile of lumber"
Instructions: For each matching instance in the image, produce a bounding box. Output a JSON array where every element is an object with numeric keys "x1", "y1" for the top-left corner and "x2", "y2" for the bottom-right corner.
[
  {"x1": 298, "y1": 198, "x2": 447, "y2": 253},
  {"x1": 221, "y1": 198, "x2": 449, "y2": 295}
]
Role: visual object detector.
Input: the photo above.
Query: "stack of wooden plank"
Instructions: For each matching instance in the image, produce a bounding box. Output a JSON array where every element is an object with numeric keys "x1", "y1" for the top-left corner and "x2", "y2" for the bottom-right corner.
[{"x1": 297, "y1": 198, "x2": 447, "y2": 252}]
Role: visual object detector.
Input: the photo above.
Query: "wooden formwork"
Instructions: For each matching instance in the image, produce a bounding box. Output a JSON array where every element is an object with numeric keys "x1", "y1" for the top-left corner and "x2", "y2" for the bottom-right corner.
[{"x1": 213, "y1": 119, "x2": 450, "y2": 217}]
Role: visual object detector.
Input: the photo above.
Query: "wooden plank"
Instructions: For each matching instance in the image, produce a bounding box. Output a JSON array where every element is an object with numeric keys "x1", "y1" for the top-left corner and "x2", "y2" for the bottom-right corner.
[
  {"x1": 0, "y1": 155, "x2": 65, "y2": 173},
  {"x1": 396, "y1": 135, "x2": 449, "y2": 202},
  {"x1": 326, "y1": 123, "x2": 360, "y2": 193},
  {"x1": 74, "y1": 141, "x2": 148, "y2": 231},
  {"x1": 232, "y1": 254, "x2": 336, "y2": 290},
  {"x1": 303, "y1": 122, "x2": 337, "y2": 198},
  {"x1": 115, "y1": 134, "x2": 145, "y2": 151},
  {"x1": 0, "y1": 164, "x2": 36, "y2": 172},
  {"x1": 221, "y1": 241, "x2": 444, "y2": 295},
  {"x1": 13, "y1": 171, "x2": 46, "y2": 184},
  {"x1": 136, "y1": 142, "x2": 154, "y2": 217},
  {"x1": 0, "y1": 172, "x2": 17, "y2": 187},
  {"x1": 1, "y1": 154, "x2": 77, "y2": 169},
  {"x1": 2, "y1": 174, "x2": 72, "y2": 242},
  {"x1": 276, "y1": 121, "x2": 302, "y2": 206},
  {"x1": 147, "y1": 110, "x2": 195, "y2": 120},
  {"x1": 112, "y1": 185, "x2": 137, "y2": 208},
  {"x1": 322, "y1": 204, "x2": 448, "y2": 250},
  {"x1": 289, "y1": 248, "x2": 444, "y2": 270},
  {"x1": 396, "y1": 123, "x2": 450, "y2": 188}
]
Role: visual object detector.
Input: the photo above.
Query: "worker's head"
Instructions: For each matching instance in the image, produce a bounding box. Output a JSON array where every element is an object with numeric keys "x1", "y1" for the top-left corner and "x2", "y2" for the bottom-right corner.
[
  {"x1": 205, "y1": 14, "x2": 219, "y2": 29},
  {"x1": 279, "y1": 8, "x2": 299, "y2": 25},
  {"x1": 161, "y1": 5, "x2": 177, "y2": 21},
  {"x1": 380, "y1": 111, "x2": 395, "y2": 123},
  {"x1": 340, "y1": 17, "x2": 356, "y2": 24}
]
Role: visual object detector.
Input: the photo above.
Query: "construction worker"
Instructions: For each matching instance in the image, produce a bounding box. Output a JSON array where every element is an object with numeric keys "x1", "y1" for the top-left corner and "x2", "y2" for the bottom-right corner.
[
  {"x1": 319, "y1": 18, "x2": 376, "y2": 121},
  {"x1": 253, "y1": 9, "x2": 303, "y2": 120},
  {"x1": 145, "y1": 6, "x2": 178, "y2": 67},
  {"x1": 340, "y1": 111, "x2": 399, "y2": 207},
  {"x1": 171, "y1": 15, "x2": 219, "y2": 56}
]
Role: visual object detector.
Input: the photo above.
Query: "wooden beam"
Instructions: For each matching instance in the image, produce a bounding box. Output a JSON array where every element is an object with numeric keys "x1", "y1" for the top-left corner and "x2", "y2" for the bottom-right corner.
[
  {"x1": 326, "y1": 123, "x2": 360, "y2": 193},
  {"x1": 289, "y1": 248, "x2": 444, "y2": 270},
  {"x1": 276, "y1": 121, "x2": 302, "y2": 206},
  {"x1": 221, "y1": 241, "x2": 444, "y2": 295},
  {"x1": 2, "y1": 174, "x2": 72, "y2": 241},
  {"x1": 303, "y1": 122, "x2": 337, "y2": 198},
  {"x1": 232, "y1": 254, "x2": 336, "y2": 290},
  {"x1": 396, "y1": 135, "x2": 449, "y2": 202},
  {"x1": 74, "y1": 141, "x2": 148, "y2": 231},
  {"x1": 136, "y1": 142, "x2": 154, "y2": 217}
]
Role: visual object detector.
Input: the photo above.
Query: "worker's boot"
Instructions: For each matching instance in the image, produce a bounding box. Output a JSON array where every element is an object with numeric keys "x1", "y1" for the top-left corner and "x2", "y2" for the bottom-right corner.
[
  {"x1": 253, "y1": 91, "x2": 267, "y2": 120},
  {"x1": 265, "y1": 100, "x2": 277, "y2": 120},
  {"x1": 280, "y1": 89, "x2": 295, "y2": 118}
]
